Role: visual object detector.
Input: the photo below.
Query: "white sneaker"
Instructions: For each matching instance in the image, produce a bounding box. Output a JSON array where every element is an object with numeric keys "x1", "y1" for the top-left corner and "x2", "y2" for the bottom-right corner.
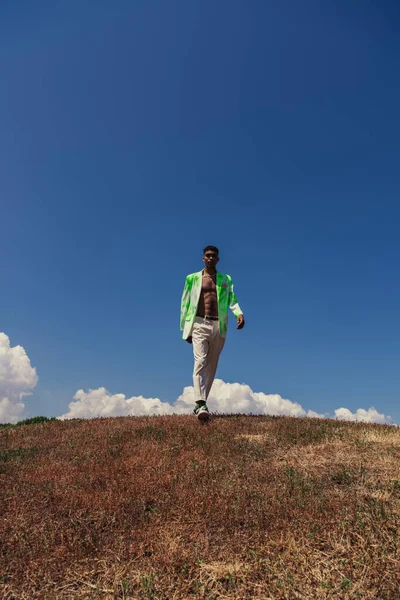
[{"x1": 194, "y1": 404, "x2": 209, "y2": 422}]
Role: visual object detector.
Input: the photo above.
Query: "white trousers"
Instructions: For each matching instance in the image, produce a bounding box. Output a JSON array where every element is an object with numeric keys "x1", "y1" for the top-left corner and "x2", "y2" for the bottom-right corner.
[{"x1": 192, "y1": 316, "x2": 225, "y2": 402}]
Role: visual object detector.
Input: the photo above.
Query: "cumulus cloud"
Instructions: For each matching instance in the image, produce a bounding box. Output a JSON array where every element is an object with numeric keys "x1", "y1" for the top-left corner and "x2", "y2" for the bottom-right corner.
[
  {"x1": 58, "y1": 387, "x2": 178, "y2": 420},
  {"x1": 59, "y1": 379, "x2": 394, "y2": 425},
  {"x1": 0, "y1": 331, "x2": 392, "y2": 426},
  {"x1": 0, "y1": 332, "x2": 38, "y2": 424},
  {"x1": 59, "y1": 379, "x2": 328, "y2": 422},
  {"x1": 203, "y1": 379, "x2": 323, "y2": 418},
  {"x1": 334, "y1": 406, "x2": 392, "y2": 424}
]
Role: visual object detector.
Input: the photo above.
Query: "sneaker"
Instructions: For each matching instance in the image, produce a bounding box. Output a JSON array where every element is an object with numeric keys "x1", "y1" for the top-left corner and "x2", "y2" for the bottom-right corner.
[{"x1": 194, "y1": 404, "x2": 209, "y2": 422}]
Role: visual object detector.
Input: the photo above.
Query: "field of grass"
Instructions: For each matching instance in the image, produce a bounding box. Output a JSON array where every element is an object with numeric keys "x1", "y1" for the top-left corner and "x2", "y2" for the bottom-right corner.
[{"x1": 1, "y1": 414, "x2": 400, "y2": 599}]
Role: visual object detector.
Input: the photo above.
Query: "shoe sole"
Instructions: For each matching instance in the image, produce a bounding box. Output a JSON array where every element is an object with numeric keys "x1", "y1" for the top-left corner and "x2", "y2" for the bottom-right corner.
[{"x1": 197, "y1": 411, "x2": 209, "y2": 422}]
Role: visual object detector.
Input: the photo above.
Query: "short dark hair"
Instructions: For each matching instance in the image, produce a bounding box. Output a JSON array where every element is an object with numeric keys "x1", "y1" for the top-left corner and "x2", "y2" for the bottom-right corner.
[{"x1": 203, "y1": 245, "x2": 219, "y2": 256}]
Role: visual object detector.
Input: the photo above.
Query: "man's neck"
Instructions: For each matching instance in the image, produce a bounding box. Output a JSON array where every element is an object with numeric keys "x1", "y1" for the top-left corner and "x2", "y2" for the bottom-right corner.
[{"x1": 203, "y1": 267, "x2": 217, "y2": 277}]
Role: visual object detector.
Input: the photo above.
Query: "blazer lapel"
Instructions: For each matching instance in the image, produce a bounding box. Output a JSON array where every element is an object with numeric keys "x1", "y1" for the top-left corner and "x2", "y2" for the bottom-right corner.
[
  {"x1": 216, "y1": 271, "x2": 222, "y2": 306},
  {"x1": 192, "y1": 270, "x2": 203, "y2": 307}
]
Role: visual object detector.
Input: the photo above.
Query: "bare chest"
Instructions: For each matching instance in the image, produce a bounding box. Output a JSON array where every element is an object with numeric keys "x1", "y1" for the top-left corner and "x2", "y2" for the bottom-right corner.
[{"x1": 201, "y1": 274, "x2": 217, "y2": 293}]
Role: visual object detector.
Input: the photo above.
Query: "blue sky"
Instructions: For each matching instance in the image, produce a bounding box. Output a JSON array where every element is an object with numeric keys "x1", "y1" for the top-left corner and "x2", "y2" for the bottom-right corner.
[{"x1": 1, "y1": 1, "x2": 400, "y2": 423}]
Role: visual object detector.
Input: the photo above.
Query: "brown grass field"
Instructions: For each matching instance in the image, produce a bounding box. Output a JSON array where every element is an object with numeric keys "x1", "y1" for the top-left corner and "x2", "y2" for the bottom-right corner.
[{"x1": 1, "y1": 414, "x2": 400, "y2": 599}]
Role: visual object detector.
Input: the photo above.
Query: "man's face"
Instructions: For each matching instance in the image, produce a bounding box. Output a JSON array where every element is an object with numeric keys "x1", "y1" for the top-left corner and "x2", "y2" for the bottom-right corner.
[{"x1": 203, "y1": 250, "x2": 219, "y2": 269}]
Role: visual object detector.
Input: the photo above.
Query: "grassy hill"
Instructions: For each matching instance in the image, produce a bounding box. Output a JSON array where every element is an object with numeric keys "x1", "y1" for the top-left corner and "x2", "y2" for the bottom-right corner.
[{"x1": 1, "y1": 414, "x2": 399, "y2": 599}]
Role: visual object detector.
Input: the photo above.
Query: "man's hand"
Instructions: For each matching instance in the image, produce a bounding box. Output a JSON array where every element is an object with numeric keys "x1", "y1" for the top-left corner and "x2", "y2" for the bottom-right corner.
[
  {"x1": 186, "y1": 336, "x2": 193, "y2": 344},
  {"x1": 236, "y1": 314, "x2": 245, "y2": 330}
]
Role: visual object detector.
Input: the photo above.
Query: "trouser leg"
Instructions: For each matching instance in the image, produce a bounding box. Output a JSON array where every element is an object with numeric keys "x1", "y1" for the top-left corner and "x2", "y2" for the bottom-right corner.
[
  {"x1": 205, "y1": 320, "x2": 225, "y2": 399},
  {"x1": 192, "y1": 318, "x2": 212, "y2": 402}
]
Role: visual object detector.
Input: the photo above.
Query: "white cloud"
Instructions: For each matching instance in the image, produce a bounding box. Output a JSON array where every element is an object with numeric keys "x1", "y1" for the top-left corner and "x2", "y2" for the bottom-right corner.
[
  {"x1": 0, "y1": 332, "x2": 393, "y2": 426},
  {"x1": 0, "y1": 332, "x2": 38, "y2": 424},
  {"x1": 58, "y1": 387, "x2": 178, "y2": 420},
  {"x1": 205, "y1": 379, "x2": 321, "y2": 418},
  {"x1": 58, "y1": 379, "x2": 334, "y2": 422},
  {"x1": 334, "y1": 406, "x2": 392, "y2": 424},
  {"x1": 307, "y1": 409, "x2": 327, "y2": 419}
]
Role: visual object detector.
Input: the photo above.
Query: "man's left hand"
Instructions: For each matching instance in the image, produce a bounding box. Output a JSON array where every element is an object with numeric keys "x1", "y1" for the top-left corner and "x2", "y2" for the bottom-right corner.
[{"x1": 236, "y1": 314, "x2": 245, "y2": 330}]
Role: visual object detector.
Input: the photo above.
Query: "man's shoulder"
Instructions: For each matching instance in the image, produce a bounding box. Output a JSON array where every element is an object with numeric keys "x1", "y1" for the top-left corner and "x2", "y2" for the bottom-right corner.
[
  {"x1": 185, "y1": 270, "x2": 233, "y2": 282},
  {"x1": 185, "y1": 270, "x2": 203, "y2": 281}
]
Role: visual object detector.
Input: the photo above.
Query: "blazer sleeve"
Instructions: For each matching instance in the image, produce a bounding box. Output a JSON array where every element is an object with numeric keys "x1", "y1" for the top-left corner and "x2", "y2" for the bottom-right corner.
[
  {"x1": 180, "y1": 276, "x2": 191, "y2": 330},
  {"x1": 228, "y1": 279, "x2": 243, "y2": 318}
]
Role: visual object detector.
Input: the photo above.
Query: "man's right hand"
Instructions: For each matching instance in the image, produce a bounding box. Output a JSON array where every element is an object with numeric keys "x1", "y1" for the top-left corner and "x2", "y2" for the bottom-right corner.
[{"x1": 186, "y1": 336, "x2": 193, "y2": 344}]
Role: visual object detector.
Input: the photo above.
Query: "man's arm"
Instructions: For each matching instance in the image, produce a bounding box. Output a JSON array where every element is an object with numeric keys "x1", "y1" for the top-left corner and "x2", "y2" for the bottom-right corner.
[
  {"x1": 180, "y1": 276, "x2": 193, "y2": 342},
  {"x1": 228, "y1": 279, "x2": 245, "y2": 330},
  {"x1": 180, "y1": 276, "x2": 190, "y2": 331}
]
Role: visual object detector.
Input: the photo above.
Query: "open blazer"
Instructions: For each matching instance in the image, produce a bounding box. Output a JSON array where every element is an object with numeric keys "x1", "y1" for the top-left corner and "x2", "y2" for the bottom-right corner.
[{"x1": 180, "y1": 270, "x2": 243, "y2": 340}]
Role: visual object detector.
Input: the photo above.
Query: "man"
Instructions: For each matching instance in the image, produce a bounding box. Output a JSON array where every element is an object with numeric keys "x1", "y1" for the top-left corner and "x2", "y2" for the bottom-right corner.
[{"x1": 180, "y1": 246, "x2": 245, "y2": 421}]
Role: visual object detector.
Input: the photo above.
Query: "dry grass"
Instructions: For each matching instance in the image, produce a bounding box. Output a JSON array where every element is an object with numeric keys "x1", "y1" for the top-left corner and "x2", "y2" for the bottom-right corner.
[{"x1": 1, "y1": 415, "x2": 400, "y2": 599}]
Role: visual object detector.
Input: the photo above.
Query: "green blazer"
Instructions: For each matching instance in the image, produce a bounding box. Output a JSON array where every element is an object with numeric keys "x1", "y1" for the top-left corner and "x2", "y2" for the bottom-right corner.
[{"x1": 180, "y1": 270, "x2": 243, "y2": 340}]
